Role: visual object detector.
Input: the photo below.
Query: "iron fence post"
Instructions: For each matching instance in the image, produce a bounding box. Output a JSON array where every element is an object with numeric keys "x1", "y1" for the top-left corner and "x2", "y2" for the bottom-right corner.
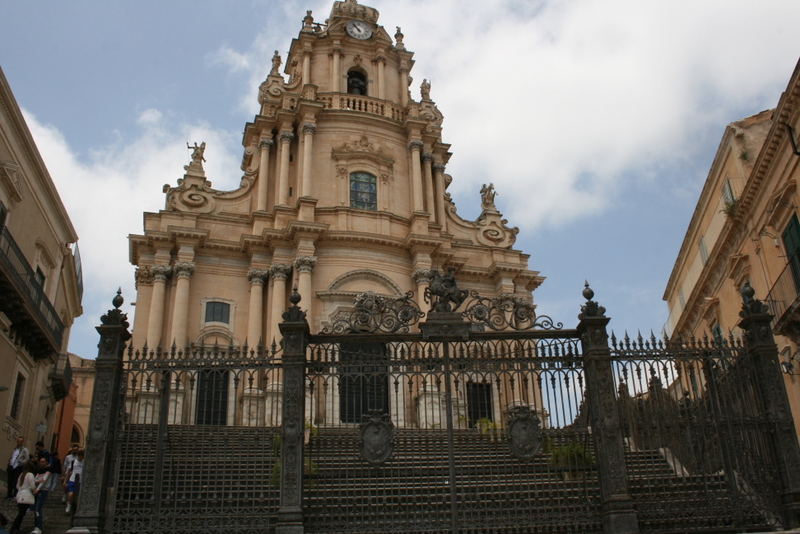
[
  {"x1": 577, "y1": 285, "x2": 639, "y2": 534},
  {"x1": 277, "y1": 288, "x2": 310, "y2": 534},
  {"x1": 738, "y1": 283, "x2": 800, "y2": 528},
  {"x1": 69, "y1": 291, "x2": 131, "y2": 534}
]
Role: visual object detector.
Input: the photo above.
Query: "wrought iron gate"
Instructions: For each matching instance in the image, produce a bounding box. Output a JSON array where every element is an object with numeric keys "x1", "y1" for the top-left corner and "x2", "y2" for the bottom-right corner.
[{"x1": 76, "y1": 283, "x2": 800, "y2": 534}]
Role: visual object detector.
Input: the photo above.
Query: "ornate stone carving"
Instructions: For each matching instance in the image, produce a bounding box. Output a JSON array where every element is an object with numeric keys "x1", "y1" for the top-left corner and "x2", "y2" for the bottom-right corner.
[
  {"x1": 420, "y1": 79, "x2": 431, "y2": 100},
  {"x1": 507, "y1": 406, "x2": 542, "y2": 461},
  {"x1": 302, "y1": 123, "x2": 317, "y2": 136},
  {"x1": 480, "y1": 183, "x2": 497, "y2": 210},
  {"x1": 359, "y1": 412, "x2": 394, "y2": 466},
  {"x1": 421, "y1": 153, "x2": 434, "y2": 164},
  {"x1": 411, "y1": 268, "x2": 433, "y2": 285},
  {"x1": 135, "y1": 267, "x2": 154, "y2": 288},
  {"x1": 174, "y1": 262, "x2": 195, "y2": 279},
  {"x1": 186, "y1": 142, "x2": 206, "y2": 172},
  {"x1": 248, "y1": 269, "x2": 269, "y2": 285},
  {"x1": 258, "y1": 138, "x2": 274, "y2": 151},
  {"x1": 151, "y1": 265, "x2": 173, "y2": 283},
  {"x1": 331, "y1": 0, "x2": 379, "y2": 23},
  {"x1": 270, "y1": 50, "x2": 282, "y2": 75},
  {"x1": 279, "y1": 131, "x2": 295, "y2": 144},
  {"x1": 0, "y1": 161, "x2": 23, "y2": 203},
  {"x1": 294, "y1": 256, "x2": 317, "y2": 273},
  {"x1": 270, "y1": 263, "x2": 292, "y2": 281},
  {"x1": 408, "y1": 140, "x2": 424, "y2": 152},
  {"x1": 432, "y1": 163, "x2": 446, "y2": 175}
]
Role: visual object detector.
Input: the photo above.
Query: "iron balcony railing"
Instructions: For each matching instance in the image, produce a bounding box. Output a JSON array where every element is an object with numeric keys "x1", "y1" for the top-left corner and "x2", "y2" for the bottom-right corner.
[
  {"x1": 765, "y1": 250, "x2": 800, "y2": 330},
  {"x1": 0, "y1": 225, "x2": 64, "y2": 351},
  {"x1": 48, "y1": 353, "x2": 72, "y2": 402}
]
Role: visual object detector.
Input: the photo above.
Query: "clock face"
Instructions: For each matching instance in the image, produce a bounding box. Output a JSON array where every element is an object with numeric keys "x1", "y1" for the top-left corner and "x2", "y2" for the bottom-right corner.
[{"x1": 346, "y1": 20, "x2": 372, "y2": 40}]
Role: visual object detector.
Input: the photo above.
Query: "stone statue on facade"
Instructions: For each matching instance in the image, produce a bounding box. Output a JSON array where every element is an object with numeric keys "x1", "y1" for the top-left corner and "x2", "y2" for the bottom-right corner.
[
  {"x1": 187, "y1": 142, "x2": 206, "y2": 171},
  {"x1": 480, "y1": 183, "x2": 497, "y2": 210},
  {"x1": 425, "y1": 267, "x2": 469, "y2": 313},
  {"x1": 270, "y1": 51, "x2": 282, "y2": 75},
  {"x1": 420, "y1": 79, "x2": 431, "y2": 100}
]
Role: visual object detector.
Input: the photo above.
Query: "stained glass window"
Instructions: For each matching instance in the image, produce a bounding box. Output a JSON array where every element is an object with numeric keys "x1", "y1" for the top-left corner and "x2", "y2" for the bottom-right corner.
[{"x1": 350, "y1": 172, "x2": 377, "y2": 210}]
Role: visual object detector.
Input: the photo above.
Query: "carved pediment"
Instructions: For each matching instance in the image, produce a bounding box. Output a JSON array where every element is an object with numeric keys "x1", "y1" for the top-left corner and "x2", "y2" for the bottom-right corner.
[
  {"x1": 331, "y1": 136, "x2": 394, "y2": 167},
  {"x1": 0, "y1": 161, "x2": 23, "y2": 203}
]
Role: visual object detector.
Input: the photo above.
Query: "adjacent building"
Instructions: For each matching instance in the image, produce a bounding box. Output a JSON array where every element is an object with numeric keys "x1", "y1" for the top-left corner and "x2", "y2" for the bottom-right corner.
[
  {"x1": 664, "y1": 58, "x2": 800, "y2": 435},
  {"x1": 0, "y1": 67, "x2": 83, "y2": 460},
  {"x1": 128, "y1": 0, "x2": 543, "y2": 428}
]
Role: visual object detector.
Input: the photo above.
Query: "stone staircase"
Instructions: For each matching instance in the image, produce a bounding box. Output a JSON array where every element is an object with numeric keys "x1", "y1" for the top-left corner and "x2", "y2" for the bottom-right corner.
[{"x1": 101, "y1": 424, "x2": 776, "y2": 533}]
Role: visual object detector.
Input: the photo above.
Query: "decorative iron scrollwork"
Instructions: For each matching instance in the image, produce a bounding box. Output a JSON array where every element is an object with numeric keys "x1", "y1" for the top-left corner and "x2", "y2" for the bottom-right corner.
[
  {"x1": 359, "y1": 412, "x2": 394, "y2": 466},
  {"x1": 507, "y1": 406, "x2": 542, "y2": 461},
  {"x1": 461, "y1": 292, "x2": 562, "y2": 331},
  {"x1": 323, "y1": 291, "x2": 424, "y2": 334}
]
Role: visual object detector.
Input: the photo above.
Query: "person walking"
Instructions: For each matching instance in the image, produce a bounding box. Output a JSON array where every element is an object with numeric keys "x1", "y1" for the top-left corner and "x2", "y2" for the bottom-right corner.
[
  {"x1": 6, "y1": 438, "x2": 29, "y2": 500},
  {"x1": 29, "y1": 456, "x2": 51, "y2": 534},
  {"x1": 60, "y1": 445, "x2": 77, "y2": 503},
  {"x1": 64, "y1": 450, "x2": 83, "y2": 514},
  {"x1": 9, "y1": 461, "x2": 35, "y2": 534}
]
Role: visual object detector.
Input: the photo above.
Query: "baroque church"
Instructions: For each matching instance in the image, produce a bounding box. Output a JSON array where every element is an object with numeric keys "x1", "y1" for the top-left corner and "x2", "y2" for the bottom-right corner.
[{"x1": 128, "y1": 0, "x2": 542, "y2": 428}]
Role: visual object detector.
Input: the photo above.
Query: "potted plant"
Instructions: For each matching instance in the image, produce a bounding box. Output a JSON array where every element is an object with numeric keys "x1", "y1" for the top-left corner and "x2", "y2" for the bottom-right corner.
[{"x1": 548, "y1": 441, "x2": 594, "y2": 480}]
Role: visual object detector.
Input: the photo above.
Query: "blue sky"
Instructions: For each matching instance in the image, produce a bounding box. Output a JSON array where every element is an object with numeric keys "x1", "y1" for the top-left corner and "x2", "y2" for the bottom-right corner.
[{"x1": 2, "y1": 0, "x2": 799, "y2": 358}]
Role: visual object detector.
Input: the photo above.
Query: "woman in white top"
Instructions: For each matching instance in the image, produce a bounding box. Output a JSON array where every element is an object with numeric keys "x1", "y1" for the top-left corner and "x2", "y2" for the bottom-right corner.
[{"x1": 10, "y1": 461, "x2": 35, "y2": 533}]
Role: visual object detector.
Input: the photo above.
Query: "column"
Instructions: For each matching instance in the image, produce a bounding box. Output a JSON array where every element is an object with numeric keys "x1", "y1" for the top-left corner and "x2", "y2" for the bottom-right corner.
[
  {"x1": 146, "y1": 265, "x2": 172, "y2": 348},
  {"x1": 169, "y1": 262, "x2": 195, "y2": 349},
  {"x1": 738, "y1": 283, "x2": 800, "y2": 527},
  {"x1": 375, "y1": 54, "x2": 386, "y2": 100},
  {"x1": 433, "y1": 163, "x2": 447, "y2": 231},
  {"x1": 294, "y1": 256, "x2": 317, "y2": 312},
  {"x1": 247, "y1": 269, "x2": 269, "y2": 347},
  {"x1": 412, "y1": 268, "x2": 432, "y2": 313},
  {"x1": 330, "y1": 46, "x2": 342, "y2": 93},
  {"x1": 577, "y1": 285, "x2": 639, "y2": 534},
  {"x1": 301, "y1": 124, "x2": 316, "y2": 198},
  {"x1": 408, "y1": 140, "x2": 424, "y2": 212},
  {"x1": 268, "y1": 264, "x2": 292, "y2": 346},
  {"x1": 422, "y1": 153, "x2": 435, "y2": 215},
  {"x1": 71, "y1": 291, "x2": 131, "y2": 533},
  {"x1": 278, "y1": 132, "x2": 294, "y2": 206},
  {"x1": 399, "y1": 68, "x2": 409, "y2": 106},
  {"x1": 257, "y1": 138, "x2": 274, "y2": 212},
  {"x1": 302, "y1": 49, "x2": 312, "y2": 84}
]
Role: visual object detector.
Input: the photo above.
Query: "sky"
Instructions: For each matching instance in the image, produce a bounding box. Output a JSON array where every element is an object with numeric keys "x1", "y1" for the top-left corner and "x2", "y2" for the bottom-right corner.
[{"x1": 1, "y1": 0, "x2": 800, "y2": 359}]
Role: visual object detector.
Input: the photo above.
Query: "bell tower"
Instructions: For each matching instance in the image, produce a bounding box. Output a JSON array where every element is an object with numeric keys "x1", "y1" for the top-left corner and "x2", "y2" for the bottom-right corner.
[{"x1": 129, "y1": 0, "x2": 543, "y2": 350}]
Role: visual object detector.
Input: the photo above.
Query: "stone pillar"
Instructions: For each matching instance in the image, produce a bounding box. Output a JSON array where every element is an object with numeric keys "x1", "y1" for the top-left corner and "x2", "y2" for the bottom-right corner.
[
  {"x1": 69, "y1": 291, "x2": 131, "y2": 534},
  {"x1": 412, "y1": 268, "x2": 432, "y2": 313},
  {"x1": 301, "y1": 124, "x2": 316, "y2": 198},
  {"x1": 169, "y1": 262, "x2": 195, "y2": 348},
  {"x1": 422, "y1": 153, "x2": 435, "y2": 216},
  {"x1": 399, "y1": 68, "x2": 409, "y2": 106},
  {"x1": 294, "y1": 256, "x2": 317, "y2": 314},
  {"x1": 408, "y1": 140, "x2": 424, "y2": 213},
  {"x1": 269, "y1": 264, "x2": 292, "y2": 346},
  {"x1": 577, "y1": 284, "x2": 639, "y2": 534},
  {"x1": 330, "y1": 46, "x2": 342, "y2": 92},
  {"x1": 375, "y1": 53, "x2": 386, "y2": 100},
  {"x1": 433, "y1": 163, "x2": 447, "y2": 231},
  {"x1": 738, "y1": 283, "x2": 800, "y2": 528},
  {"x1": 247, "y1": 269, "x2": 268, "y2": 347},
  {"x1": 257, "y1": 138, "x2": 274, "y2": 212},
  {"x1": 146, "y1": 265, "x2": 171, "y2": 348},
  {"x1": 302, "y1": 49, "x2": 312, "y2": 84},
  {"x1": 278, "y1": 131, "x2": 294, "y2": 206},
  {"x1": 276, "y1": 289, "x2": 310, "y2": 534}
]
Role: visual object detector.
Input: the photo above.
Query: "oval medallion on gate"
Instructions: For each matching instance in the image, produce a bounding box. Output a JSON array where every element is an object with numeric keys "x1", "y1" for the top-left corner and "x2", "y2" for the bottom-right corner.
[
  {"x1": 507, "y1": 406, "x2": 542, "y2": 461},
  {"x1": 359, "y1": 412, "x2": 394, "y2": 466}
]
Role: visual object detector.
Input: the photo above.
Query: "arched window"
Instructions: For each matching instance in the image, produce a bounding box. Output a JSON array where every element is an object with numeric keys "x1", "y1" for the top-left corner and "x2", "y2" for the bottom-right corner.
[
  {"x1": 350, "y1": 172, "x2": 377, "y2": 210},
  {"x1": 347, "y1": 70, "x2": 367, "y2": 95}
]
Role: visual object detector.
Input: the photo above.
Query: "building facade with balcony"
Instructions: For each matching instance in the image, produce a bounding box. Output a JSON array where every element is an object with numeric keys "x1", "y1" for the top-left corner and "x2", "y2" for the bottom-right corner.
[
  {"x1": 0, "y1": 67, "x2": 83, "y2": 462},
  {"x1": 664, "y1": 58, "x2": 800, "y2": 436}
]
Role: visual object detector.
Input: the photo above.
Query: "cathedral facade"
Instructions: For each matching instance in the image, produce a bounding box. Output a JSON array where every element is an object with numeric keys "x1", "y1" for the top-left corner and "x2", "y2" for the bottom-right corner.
[{"x1": 127, "y1": 0, "x2": 543, "y2": 428}]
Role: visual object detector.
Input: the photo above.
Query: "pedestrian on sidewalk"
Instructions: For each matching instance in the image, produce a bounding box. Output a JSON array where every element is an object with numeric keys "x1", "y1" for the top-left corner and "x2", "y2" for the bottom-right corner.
[
  {"x1": 30, "y1": 456, "x2": 51, "y2": 534},
  {"x1": 6, "y1": 438, "x2": 29, "y2": 500},
  {"x1": 9, "y1": 461, "x2": 35, "y2": 534}
]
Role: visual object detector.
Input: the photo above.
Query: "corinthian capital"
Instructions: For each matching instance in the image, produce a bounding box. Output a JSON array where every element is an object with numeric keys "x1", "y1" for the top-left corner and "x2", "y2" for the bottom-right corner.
[
  {"x1": 302, "y1": 123, "x2": 317, "y2": 136},
  {"x1": 174, "y1": 262, "x2": 195, "y2": 279},
  {"x1": 421, "y1": 153, "x2": 434, "y2": 164},
  {"x1": 248, "y1": 269, "x2": 269, "y2": 285},
  {"x1": 294, "y1": 256, "x2": 317, "y2": 273},
  {"x1": 412, "y1": 268, "x2": 433, "y2": 285},
  {"x1": 151, "y1": 265, "x2": 173, "y2": 283},
  {"x1": 279, "y1": 132, "x2": 295, "y2": 144},
  {"x1": 408, "y1": 140, "x2": 423, "y2": 152},
  {"x1": 258, "y1": 138, "x2": 274, "y2": 151},
  {"x1": 270, "y1": 264, "x2": 292, "y2": 281},
  {"x1": 432, "y1": 163, "x2": 446, "y2": 175}
]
